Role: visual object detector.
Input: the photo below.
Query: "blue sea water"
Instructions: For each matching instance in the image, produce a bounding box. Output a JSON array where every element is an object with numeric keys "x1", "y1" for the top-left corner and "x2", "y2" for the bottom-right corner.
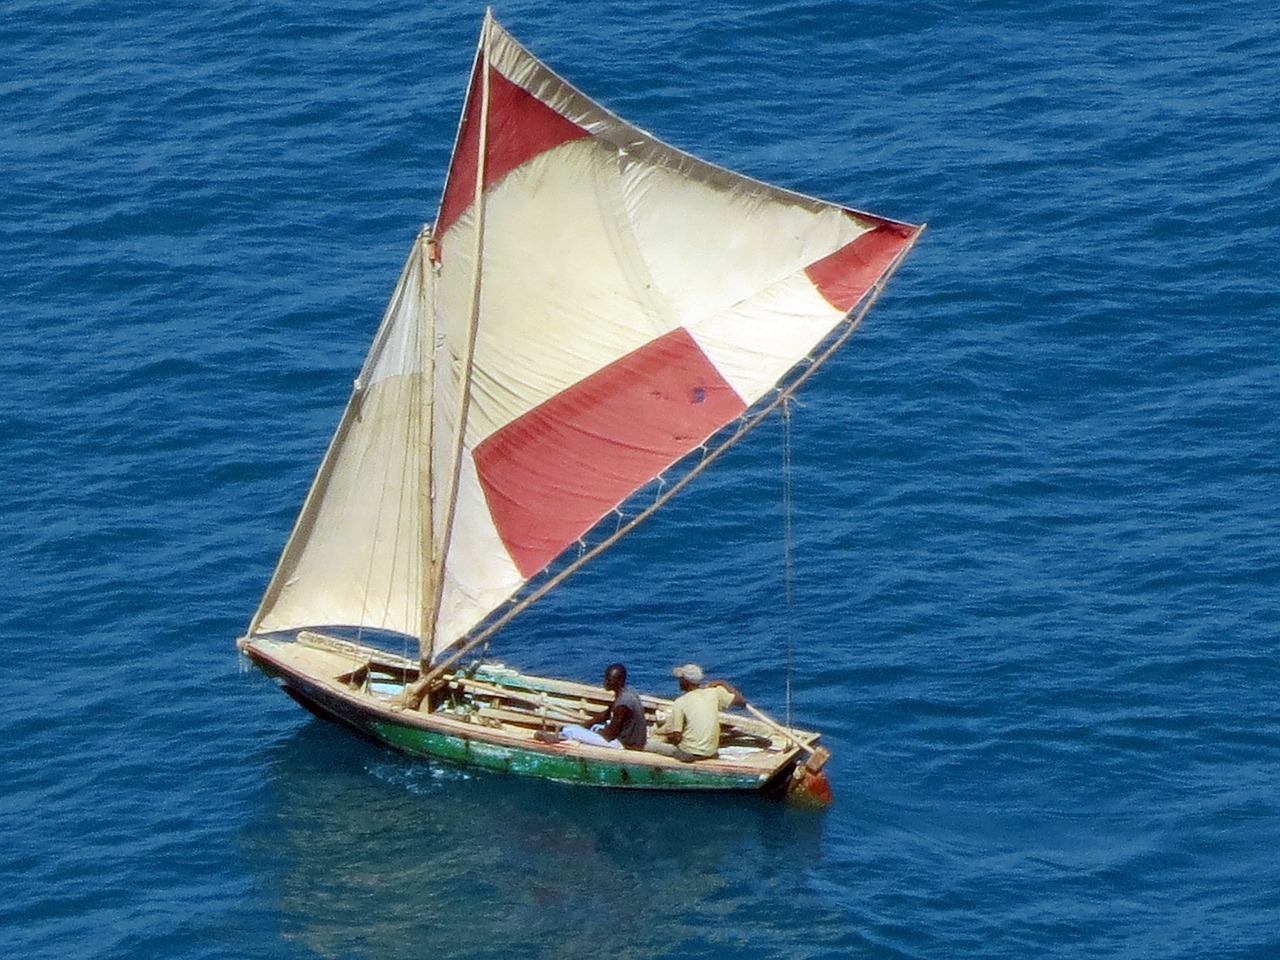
[{"x1": 3, "y1": 1, "x2": 1278, "y2": 957}]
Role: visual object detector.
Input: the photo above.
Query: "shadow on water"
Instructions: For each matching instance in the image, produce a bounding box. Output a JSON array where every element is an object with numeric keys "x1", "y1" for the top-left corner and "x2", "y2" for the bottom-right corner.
[{"x1": 240, "y1": 720, "x2": 826, "y2": 960}]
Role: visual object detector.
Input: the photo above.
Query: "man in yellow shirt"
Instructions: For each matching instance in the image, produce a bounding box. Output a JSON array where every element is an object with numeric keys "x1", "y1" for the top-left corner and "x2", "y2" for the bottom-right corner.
[{"x1": 651, "y1": 663, "x2": 745, "y2": 760}]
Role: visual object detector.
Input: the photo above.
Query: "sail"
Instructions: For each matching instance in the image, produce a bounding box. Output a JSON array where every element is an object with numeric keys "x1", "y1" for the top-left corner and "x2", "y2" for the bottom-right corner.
[
  {"x1": 250, "y1": 12, "x2": 922, "y2": 660},
  {"x1": 250, "y1": 236, "x2": 434, "y2": 640}
]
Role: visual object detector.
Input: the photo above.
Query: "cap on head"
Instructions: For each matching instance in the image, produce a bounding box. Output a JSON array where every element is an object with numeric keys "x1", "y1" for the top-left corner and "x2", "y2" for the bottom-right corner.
[{"x1": 672, "y1": 663, "x2": 704, "y2": 684}]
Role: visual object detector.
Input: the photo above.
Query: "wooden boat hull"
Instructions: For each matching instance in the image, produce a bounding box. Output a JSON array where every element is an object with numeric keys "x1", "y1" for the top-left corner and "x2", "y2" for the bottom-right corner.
[{"x1": 238, "y1": 632, "x2": 818, "y2": 797}]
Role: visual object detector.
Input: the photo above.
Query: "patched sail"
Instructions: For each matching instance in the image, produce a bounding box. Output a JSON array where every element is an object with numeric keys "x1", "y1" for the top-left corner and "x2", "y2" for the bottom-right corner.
[{"x1": 250, "y1": 11, "x2": 922, "y2": 662}]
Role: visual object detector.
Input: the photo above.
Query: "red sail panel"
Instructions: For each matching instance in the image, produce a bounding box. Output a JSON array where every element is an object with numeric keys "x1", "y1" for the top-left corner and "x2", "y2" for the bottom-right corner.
[
  {"x1": 473, "y1": 328, "x2": 748, "y2": 577},
  {"x1": 805, "y1": 220, "x2": 918, "y2": 313},
  {"x1": 437, "y1": 62, "x2": 592, "y2": 238}
]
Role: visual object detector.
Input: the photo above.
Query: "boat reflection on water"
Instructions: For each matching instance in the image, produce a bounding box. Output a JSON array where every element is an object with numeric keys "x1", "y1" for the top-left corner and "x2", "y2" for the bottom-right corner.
[{"x1": 241, "y1": 722, "x2": 825, "y2": 959}]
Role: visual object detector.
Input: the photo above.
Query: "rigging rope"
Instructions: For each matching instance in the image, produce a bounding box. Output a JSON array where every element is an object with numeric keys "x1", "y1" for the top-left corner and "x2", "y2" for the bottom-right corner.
[{"x1": 782, "y1": 395, "x2": 794, "y2": 728}]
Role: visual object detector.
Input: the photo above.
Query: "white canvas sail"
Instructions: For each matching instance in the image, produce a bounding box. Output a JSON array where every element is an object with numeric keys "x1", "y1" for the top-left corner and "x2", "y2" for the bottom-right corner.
[
  {"x1": 250, "y1": 12, "x2": 922, "y2": 664},
  {"x1": 250, "y1": 237, "x2": 435, "y2": 641}
]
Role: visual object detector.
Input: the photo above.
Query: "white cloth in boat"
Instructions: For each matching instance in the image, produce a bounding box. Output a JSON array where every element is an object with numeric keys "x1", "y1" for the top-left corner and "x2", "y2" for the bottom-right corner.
[{"x1": 560, "y1": 724, "x2": 624, "y2": 749}]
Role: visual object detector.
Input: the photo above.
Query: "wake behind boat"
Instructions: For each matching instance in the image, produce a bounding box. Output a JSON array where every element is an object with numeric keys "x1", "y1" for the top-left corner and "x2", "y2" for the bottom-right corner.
[{"x1": 237, "y1": 10, "x2": 922, "y2": 806}]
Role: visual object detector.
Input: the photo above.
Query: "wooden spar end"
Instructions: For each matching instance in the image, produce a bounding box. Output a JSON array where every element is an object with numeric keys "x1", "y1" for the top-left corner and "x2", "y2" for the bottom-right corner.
[
  {"x1": 403, "y1": 661, "x2": 452, "y2": 709},
  {"x1": 804, "y1": 745, "x2": 831, "y2": 774},
  {"x1": 403, "y1": 677, "x2": 430, "y2": 710}
]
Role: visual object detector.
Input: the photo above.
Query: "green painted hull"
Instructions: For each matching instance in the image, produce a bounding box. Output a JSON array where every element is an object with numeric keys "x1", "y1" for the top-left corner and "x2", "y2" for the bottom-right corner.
[{"x1": 369, "y1": 718, "x2": 775, "y2": 791}]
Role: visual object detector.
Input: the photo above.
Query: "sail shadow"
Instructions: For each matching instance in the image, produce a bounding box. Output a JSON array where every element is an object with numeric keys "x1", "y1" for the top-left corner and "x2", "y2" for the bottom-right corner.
[{"x1": 239, "y1": 721, "x2": 826, "y2": 960}]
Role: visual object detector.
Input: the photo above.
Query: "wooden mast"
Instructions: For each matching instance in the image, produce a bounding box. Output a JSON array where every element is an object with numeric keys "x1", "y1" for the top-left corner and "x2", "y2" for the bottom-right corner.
[
  {"x1": 409, "y1": 11, "x2": 494, "y2": 696},
  {"x1": 416, "y1": 226, "x2": 437, "y2": 661}
]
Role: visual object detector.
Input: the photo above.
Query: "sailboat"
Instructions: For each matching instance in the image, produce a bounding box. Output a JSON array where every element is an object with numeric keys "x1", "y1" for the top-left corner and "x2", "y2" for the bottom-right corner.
[{"x1": 237, "y1": 11, "x2": 922, "y2": 806}]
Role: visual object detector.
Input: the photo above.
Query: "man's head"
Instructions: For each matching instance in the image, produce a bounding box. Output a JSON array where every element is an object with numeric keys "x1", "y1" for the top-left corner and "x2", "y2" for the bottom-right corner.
[
  {"x1": 603, "y1": 663, "x2": 627, "y2": 691},
  {"x1": 672, "y1": 663, "x2": 703, "y2": 690}
]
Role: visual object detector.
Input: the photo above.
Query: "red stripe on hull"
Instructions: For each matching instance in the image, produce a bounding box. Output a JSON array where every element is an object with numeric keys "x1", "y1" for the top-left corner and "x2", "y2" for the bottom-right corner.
[
  {"x1": 438, "y1": 64, "x2": 591, "y2": 238},
  {"x1": 474, "y1": 329, "x2": 747, "y2": 577},
  {"x1": 805, "y1": 220, "x2": 917, "y2": 313}
]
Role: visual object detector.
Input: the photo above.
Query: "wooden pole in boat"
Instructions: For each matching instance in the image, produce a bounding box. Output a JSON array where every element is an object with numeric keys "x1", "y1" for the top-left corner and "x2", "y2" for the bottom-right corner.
[{"x1": 743, "y1": 702, "x2": 830, "y2": 772}]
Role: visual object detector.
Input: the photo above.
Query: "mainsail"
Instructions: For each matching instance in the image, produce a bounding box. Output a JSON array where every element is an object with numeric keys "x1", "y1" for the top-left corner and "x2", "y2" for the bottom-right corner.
[{"x1": 249, "y1": 12, "x2": 922, "y2": 665}]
